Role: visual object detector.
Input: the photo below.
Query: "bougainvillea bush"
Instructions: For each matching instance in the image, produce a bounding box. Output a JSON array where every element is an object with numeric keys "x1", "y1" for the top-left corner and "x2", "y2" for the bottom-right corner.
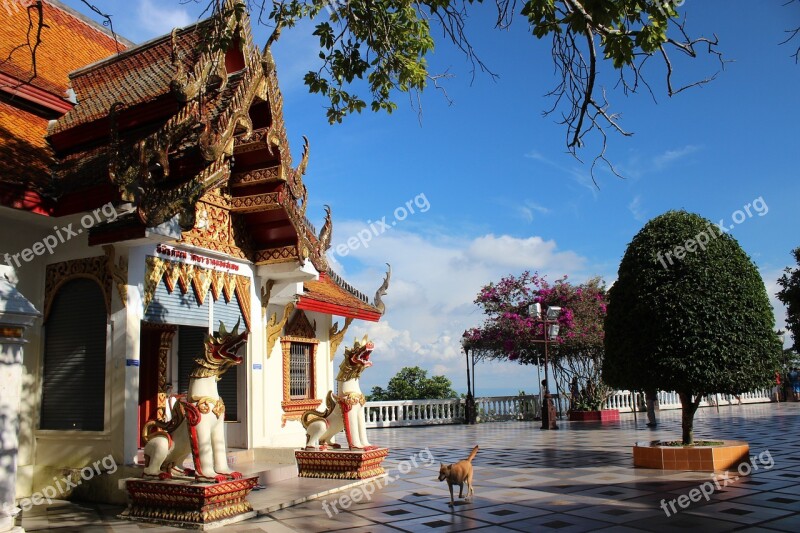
[{"x1": 463, "y1": 271, "x2": 611, "y2": 409}]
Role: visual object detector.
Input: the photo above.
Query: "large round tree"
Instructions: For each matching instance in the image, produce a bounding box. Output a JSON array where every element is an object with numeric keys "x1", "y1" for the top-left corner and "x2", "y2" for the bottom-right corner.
[{"x1": 604, "y1": 210, "x2": 781, "y2": 444}]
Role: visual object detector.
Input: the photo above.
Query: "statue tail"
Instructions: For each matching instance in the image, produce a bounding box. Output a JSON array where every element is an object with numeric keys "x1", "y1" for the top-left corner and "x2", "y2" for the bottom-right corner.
[
  {"x1": 142, "y1": 420, "x2": 170, "y2": 444},
  {"x1": 142, "y1": 401, "x2": 186, "y2": 443},
  {"x1": 301, "y1": 391, "x2": 337, "y2": 428}
]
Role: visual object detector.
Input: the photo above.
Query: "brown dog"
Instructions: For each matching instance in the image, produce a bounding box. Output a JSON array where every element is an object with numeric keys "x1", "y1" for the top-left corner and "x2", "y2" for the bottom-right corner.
[{"x1": 438, "y1": 445, "x2": 479, "y2": 506}]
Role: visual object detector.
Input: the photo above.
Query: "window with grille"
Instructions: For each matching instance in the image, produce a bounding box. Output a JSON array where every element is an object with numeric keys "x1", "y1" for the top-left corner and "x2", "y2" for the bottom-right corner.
[{"x1": 289, "y1": 343, "x2": 312, "y2": 399}]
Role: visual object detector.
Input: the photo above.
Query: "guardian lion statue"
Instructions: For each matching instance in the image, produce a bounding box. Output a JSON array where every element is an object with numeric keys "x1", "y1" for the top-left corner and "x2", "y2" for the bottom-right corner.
[
  {"x1": 142, "y1": 320, "x2": 248, "y2": 483},
  {"x1": 302, "y1": 335, "x2": 376, "y2": 450}
]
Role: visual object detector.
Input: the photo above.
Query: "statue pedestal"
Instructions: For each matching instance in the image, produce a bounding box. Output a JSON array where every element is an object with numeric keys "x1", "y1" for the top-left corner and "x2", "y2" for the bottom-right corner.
[
  {"x1": 118, "y1": 477, "x2": 258, "y2": 530},
  {"x1": 295, "y1": 448, "x2": 389, "y2": 479}
]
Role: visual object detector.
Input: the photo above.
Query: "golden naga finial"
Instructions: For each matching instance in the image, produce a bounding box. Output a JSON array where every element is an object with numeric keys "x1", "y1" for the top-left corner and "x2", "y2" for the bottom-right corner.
[
  {"x1": 318, "y1": 205, "x2": 333, "y2": 252},
  {"x1": 374, "y1": 263, "x2": 391, "y2": 315}
]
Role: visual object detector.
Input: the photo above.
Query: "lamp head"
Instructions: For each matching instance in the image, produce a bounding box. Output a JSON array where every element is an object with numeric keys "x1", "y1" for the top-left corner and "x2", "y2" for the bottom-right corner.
[{"x1": 545, "y1": 306, "x2": 561, "y2": 320}]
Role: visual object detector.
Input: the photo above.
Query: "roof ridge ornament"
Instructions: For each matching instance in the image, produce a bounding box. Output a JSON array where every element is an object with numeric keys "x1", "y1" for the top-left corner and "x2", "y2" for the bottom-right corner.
[
  {"x1": 374, "y1": 264, "x2": 391, "y2": 315},
  {"x1": 315, "y1": 204, "x2": 333, "y2": 269}
]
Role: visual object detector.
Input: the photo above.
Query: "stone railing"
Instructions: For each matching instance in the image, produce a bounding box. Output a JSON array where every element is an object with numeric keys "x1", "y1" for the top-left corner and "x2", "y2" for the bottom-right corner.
[
  {"x1": 474, "y1": 395, "x2": 540, "y2": 422},
  {"x1": 603, "y1": 389, "x2": 774, "y2": 412},
  {"x1": 364, "y1": 395, "x2": 540, "y2": 428},
  {"x1": 364, "y1": 389, "x2": 774, "y2": 428}
]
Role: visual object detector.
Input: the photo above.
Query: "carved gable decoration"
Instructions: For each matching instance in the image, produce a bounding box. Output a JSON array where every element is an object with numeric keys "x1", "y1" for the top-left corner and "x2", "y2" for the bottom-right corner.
[{"x1": 285, "y1": 310, "x2": 316, "y2": 340}]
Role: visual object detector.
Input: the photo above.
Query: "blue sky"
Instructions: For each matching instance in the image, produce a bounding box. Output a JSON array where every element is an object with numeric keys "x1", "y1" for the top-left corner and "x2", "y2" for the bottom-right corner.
[{"x1": 61, "y1": 0, "x2": 800, "y2": 396}]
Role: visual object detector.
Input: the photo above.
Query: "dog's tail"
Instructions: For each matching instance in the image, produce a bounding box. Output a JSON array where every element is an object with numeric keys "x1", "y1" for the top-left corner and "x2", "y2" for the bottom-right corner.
[{"x1": 467, "y1": 445, "x2": 479, "y2": 462}]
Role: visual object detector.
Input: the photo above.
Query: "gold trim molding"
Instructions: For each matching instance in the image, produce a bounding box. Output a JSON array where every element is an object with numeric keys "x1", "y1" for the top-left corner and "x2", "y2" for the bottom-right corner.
[
  {"x1": 266, "y1": 301, "x2": 293, "y2": 358},
  {"x1": 328, "y1": 317, "x2": 353, "y2": 362},
  {"x1": 280, "y1": 309, "x2": 320, "y2": 423}
]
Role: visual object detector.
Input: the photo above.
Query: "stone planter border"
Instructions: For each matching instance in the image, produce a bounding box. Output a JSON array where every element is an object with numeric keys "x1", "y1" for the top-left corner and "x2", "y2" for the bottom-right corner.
[
  {"x1": 568, "y1": 409, "x2": 620, "y2": 422},
  {"x1": 633, "y1": 440, "x2": 749, "y2": 471}
]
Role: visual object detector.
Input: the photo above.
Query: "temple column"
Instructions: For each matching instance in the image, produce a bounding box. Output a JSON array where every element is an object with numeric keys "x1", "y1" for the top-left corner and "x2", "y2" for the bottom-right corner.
[{"x1": 0, "y1": 280, "x2": 40, "y2": 533}]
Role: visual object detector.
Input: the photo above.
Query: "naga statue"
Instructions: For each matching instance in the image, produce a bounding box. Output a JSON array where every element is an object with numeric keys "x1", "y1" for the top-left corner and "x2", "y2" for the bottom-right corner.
[
  {"x1": 142, "y1": 320, "x2": 248, "y2": 483},
  {"x1": 302, "y1": 335, "x2": 376, "y2": 451}
]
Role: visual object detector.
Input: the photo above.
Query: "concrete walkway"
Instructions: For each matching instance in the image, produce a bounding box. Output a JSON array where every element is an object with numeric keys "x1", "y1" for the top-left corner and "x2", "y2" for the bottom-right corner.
[{"x1": 17, "y1": 402, "x2": 800, "y2": 532}]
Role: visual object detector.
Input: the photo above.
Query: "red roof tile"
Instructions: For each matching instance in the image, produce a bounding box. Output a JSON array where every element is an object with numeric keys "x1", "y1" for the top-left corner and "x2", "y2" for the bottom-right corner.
[
  {"x1": 0, "y1": 0, "x2": 124, "y2": 97},
  {"x1": 0, "y1": 101, "x2": 52, "y2": 199},
  {"x1": 0, "y1": 0, "x2": 129, "y2": 211},
  {"x1": 298, "y1": 272, "x2": 382, "y2": 322},
  {"x1": 50, "y1": 21, "x2": 209, "y2": 135}
]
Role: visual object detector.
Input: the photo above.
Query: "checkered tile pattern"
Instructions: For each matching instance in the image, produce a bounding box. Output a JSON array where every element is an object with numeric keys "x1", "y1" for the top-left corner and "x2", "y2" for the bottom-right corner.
[{"x1": 17, "y1": 402, "x2": 800, "y2": 531}]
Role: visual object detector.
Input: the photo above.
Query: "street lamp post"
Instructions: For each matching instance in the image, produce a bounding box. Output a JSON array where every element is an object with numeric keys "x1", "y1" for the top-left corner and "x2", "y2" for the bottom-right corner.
[
  {"x1": 462, "y1": 341, "x2": 477, "y2": 425},
  {"x1": 529, "y1": 303, "x2": 561, "y2": 430}
]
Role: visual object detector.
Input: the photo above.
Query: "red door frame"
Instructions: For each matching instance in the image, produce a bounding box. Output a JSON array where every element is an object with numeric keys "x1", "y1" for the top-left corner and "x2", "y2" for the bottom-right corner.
[{"x1": 138, "y1": 323, "x2": 176, "y2": 447}]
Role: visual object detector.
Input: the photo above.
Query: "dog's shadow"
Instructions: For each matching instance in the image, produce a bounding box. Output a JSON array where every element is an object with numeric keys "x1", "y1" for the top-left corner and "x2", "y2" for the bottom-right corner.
[{"x1": 448, "y1": 500, "x2": 472, "y2": 512}]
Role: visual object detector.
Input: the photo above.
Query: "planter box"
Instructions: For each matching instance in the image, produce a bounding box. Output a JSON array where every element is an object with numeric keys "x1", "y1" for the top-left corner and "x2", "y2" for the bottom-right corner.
[
  {"x1": 568, "y1": 409, "x2": 620, "y2": 422},
  {"x1": 633, "y1": 440, "x2": 749, "y2": 472}
]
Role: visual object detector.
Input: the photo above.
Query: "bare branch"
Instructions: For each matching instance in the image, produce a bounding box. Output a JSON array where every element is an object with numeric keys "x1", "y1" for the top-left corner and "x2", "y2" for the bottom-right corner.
[
  {"x1": 79, "y1": 0, "x2": 120, "y2": 53},
  {"x1": 424, "y1": 1, "x2": 498, "y2": 84},
  {"x1": 780, "y1": 0, "x2": 800, "y2": 62}
]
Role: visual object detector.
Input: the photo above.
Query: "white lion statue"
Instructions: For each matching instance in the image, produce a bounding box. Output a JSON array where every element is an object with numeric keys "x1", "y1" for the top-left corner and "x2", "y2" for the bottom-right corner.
[
  {"x1": 142, "y1": 320, "x2": 248, "y2": 483},
  {"x1": 302, "y1": 335, "x2": 376, "y2": 450}
]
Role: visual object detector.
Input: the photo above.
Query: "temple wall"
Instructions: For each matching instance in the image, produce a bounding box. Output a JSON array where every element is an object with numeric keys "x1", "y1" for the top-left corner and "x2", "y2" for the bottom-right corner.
[{"x1": 2, "y1": 209, "x2": 344, "y2": 500}]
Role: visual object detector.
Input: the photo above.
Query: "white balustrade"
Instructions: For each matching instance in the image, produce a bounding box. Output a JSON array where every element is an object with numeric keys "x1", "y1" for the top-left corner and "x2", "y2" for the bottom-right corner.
[
  {"x1": 364, "y1": 395, "x2": 540, "y2": 428},
  {"x1": 365, "y1": 388, "x2": 774, "y2": 428},
  {"x1": 602, "y1": 389, "x2": 773, "y2": 413}
]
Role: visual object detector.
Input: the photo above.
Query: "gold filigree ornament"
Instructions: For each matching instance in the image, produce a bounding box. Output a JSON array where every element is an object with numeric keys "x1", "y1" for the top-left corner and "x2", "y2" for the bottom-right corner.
[
  {"x1": 339, "y1": 392, "x2": 366, "y2": 407},
  {"x1": 192, "y1": 396, "x2": 226, "y2": 419}
]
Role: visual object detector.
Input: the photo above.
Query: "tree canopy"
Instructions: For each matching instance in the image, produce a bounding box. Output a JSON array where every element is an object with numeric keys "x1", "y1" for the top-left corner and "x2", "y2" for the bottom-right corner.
[
  {"x1": 368, "y1": 366, "x2": 458, "y2": 400},
  {"x1": 777, "y1": 247, "x2": 800, "y2": 353},
  {"x1": 604, "y1": 210, "x2": 782, "y2": 443},
  {"x1": 463, "y1": 271, "x2": 610, "y2": 408},
  {"x1": 12, "y1": 0, "x2": 762, "y2": 177}
]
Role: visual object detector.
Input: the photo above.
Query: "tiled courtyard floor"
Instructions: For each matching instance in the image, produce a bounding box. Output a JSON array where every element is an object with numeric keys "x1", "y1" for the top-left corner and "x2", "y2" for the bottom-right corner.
[{"x1": 18, "y1": 402, "x2": 800, "y2": 532}]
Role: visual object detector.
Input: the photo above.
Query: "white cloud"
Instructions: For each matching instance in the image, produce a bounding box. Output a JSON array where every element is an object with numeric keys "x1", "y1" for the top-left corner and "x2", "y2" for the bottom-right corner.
[
  {"x1": 762, "y1": 268, "x2": 791, "y2": 348},
  {"x1": 525, "y1": 150, "x2": 598, "y2": 197},
  {"x1": 137, "y1": 0, "x2": 192, "y2": 37},
  {"x1": 518, "y1": 200, "x2": 551, "y2": 222},
  {"x1": 327, "y1": 218, "x2": 792, "y2": 397},
  {"x1": 628, "y1": 195, "x2": 645, "y2": 221},
  {"x1": 327, "y1": 222, "x2": 597, "y2": 395},
  {"x1": 462, "y1": 235, "x2": 586, "y2": 272},
  {"x1": 653, "y1": 145, "x2": 701, "y2": 170}
]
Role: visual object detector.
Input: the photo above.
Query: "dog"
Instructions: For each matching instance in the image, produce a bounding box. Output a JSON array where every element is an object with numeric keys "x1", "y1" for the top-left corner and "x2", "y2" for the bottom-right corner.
[{"x1": 438, "y1": 445, "x2": 479, "y2": 506}]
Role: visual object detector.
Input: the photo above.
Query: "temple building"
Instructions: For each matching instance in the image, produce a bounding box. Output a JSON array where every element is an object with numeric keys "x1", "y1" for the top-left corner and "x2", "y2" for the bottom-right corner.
[{"x1": 0, "y1": 0, "x2": 385, "y2": 503}]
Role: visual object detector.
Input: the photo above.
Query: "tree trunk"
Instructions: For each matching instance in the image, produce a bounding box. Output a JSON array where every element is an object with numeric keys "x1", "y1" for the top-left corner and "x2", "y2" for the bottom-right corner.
[{"x1": 678, "y1": 391, "x2": 699, "y2": 445}]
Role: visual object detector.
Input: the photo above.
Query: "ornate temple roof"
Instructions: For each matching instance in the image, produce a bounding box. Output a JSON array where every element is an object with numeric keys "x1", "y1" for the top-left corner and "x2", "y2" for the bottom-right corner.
[
  {"x1": 42, "y1": 0, "x2": 323, "y2": 268},
  {"x1": 1, "y1": 0, "x2": 386, "y2": 319},
  {"x1": 48, "y1": 20, "x2": 211, "y2": 136},
  {"x1": 0, "y1": 0, "x2": 127, "y2": 213}
]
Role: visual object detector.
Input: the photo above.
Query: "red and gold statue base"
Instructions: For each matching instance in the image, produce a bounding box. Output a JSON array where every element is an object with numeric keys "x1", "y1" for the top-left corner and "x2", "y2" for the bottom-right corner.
[
  {"x1": 297, "y1": 336, "x2": 389, "y2": 479},
  {"x1": 119, "y1": 476, "x2": 258, "y2": 530},
  {"x1": 295, "y1": 447, "x2": 389, "y2": 479}
]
